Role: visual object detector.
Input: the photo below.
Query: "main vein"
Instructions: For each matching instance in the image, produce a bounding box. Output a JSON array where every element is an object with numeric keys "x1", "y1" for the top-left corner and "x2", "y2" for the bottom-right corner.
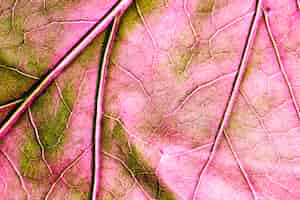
[
  {"x1": 91, "y1": 13, "x2": 123, "y2": 200},
  {"x1": 0, "y1": 0, "x2": 133, "y2": 139},
  {"x1": 191, "y1": 0, "x2": 263, "y2": 199}
]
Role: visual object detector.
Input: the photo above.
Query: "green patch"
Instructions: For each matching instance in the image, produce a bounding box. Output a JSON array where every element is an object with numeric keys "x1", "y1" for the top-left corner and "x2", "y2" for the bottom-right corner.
[
  {"x1": 0, "y1": 12, "x2": 24, "y2": 47},
  {"x1": 0, "y1": 13, "x2": 49, "y2": 76},
  {"x1": 20, "y1": 132, "x2": 50, "y2": 180},
  {"x1": 125, "y1": 146, "x2": 176, "y2": 199},
  {"x1": 0, "y1": 15, "x2": 11, "y2": 36},
  {"x1": 69, "y1": 190, "x2": 89, "y2": 200},
  {"x1": 117, "y1": 3, "x2": 139, "y2": 41},
  {"x1": 0, "y1": 68, "x2": 35, "y2": 104},
  {"x1": 137, "y1": 0, "x2": 159, "y2": 15},
  {"x1": 0, "y1": 43, "x2": 49, "y2": 79},
  {"x1": 19, "y1": 81, "x2": 75, "y2": 179},
  {"x1": 60, "y1": 81, "x2": 75, "y2": 107},
  {"x1": 30, "y1": 82, "x2": 74, "y2": 155},
  {"x1": 42, "y1": 0, "x2": 81, "y2": 14},
  {"x1": 173, "y1": 65, "x2": 186, "y2": 75},
  {"x1": 112, "y1": 122, "x2": 126, "y2": 142},
  {"x1": 117, "y1": 0, "x2": 160, "y2": 41},
  {"x1": 103, "y1": 117, "x2": 176, "y2": 199},
  {"x1": 197, "y1": 0, "x2": 215, "y2": 13},
  {"x1": 21, "y1": 135, "x2": 40, "y2": 160},
  {"x1": 102, "y1": 119, "x2": 127, "y2": 152},
  {"x1": 101, "y1": 118, "x2": 113, "y2": 152},
  {"x1": 101, "y1": 191, "x2": 115, "y2": 200},
  {"x1": 39, "y1": 102, "x2": 69, "y2": 150},
  {"x1": 11, "y1": 12, "x2": 24, "y2": 33},
  {"x1": 20, "y1": 157, "x2": 49, "y2": 180},
  {"x1": 170, "y1": 49, "x2": 192, "y2": 75},
  {"x1": 0, "y1": 48, "x2": 19, "y2": 67},
  {"x1": 19, "y1": 44, "x2": 49, "y2": 76},
  {"x1": 76, "y1": 34, "x2": 104, "y2": 67}
]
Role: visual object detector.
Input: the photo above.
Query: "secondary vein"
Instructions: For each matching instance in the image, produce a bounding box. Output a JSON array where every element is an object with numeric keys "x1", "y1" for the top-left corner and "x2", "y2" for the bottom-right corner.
[
  {"x1": 263, "y1": 8, "x2": 300, "y2": 120},
  {"x1": 191, "y1": 0, "x2": 263, "y2": 199},
  {"x1": 91, "y1": 13, "x2": 123, "y2": 200}
]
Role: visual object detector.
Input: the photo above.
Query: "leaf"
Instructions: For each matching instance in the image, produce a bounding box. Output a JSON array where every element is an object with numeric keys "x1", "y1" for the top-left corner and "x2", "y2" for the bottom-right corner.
[
  {"x1": 1, "y1": 0, "x2": 300, "y2": 199},
  {"x1": 0, "y1": 0, "x2": 118, "y2": 199}
]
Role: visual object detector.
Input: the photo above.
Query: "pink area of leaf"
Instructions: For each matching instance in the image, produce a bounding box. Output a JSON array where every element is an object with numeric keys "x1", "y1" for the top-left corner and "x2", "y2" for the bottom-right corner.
[{"x1": 1, "y1": 0, "x2": 300, "y2": 199}]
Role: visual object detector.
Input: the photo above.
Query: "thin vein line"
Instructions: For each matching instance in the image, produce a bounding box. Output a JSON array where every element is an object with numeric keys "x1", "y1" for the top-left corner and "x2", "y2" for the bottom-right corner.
[
  {"x1": 0, "y1": 175, "x2": 7, "y2": 195},
  {"x1": 0, "y1": 64, "x2": 40, "y2": 80},
  {"x1": 54, "y1": 80, "x2": 71, "y2": 113},
  {"x1": 183, "y1": 0, "x2": 198, "y2": 41},
  {"x1": 0, "y1": 98, "x2": 23, "y2": 112},
  {"x1": 191, "y1": 0, "x2": 262, "y2": 199},
  {"x1": 164, "y1": 143, "x2": 213, "y2": 158},
  {"x1": 208, "y1": 11, "x2": 254, "y2": 57},
  {"x1": 238, "y1": 89, "x2": 282, "y2": 168},
  {"x1": 224, "y1": 131, "x2": 258, "y2": 200},
  {"x1": 64, "y1": 70, "x2": 88, "y2": 129},
  {"x1": 0, "y1": 0, "x2": 133, "y2": 139},
  {"x1": 265, "y1": 175, "x2": 300, "y2": 197},
  {"x1": 239, "y1": 89, "x2": 272, "y2": 139},
  {"x1": 165, "y1": 71, "x2": 237, "y2": 117},
  {"x1": 24, "y1": 19, "x2": 98, "y2": 35},
  {"x1": 114, "y1": 60, "x2": 152, "y2": 102},
  {"x1": 135, "y1": 1, "x2": 158, "y2": 49},
  {"x1": 103, "y1": 113, "x2": 148, "y2": 144},
  {"x1": 43, "y1": 0, "x2": 46, "y2": 10},
  {"x1": 209, "y1": 11, "x2": 254, "y2": 43},
  {"x1": 44, "y1": 146, "x2": 90, "y2": 200},
  {"x1": 28, "y1": 106, "x2": 53, "y2": 175},
  {"x1": 91, "y1": 14, "x2": 122, "y2": 200},
  {"x1": 135, "y1": 0, "x2": 158, "y2": 71},
  {"x1": 11, "y1": 0, "x2": 18, "y2": 28},
  {"x1": 102, "y1": 151, "x2": 153, "y2": 200},
  {"x1": 263, "y1": 9, "x2": 300, "y2": 120},
  {"x1": 0, "y1": 150, "x2": 30, "y2": 200}
]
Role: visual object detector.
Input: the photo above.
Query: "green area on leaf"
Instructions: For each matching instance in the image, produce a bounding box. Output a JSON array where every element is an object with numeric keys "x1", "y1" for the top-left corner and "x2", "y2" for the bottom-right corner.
[
  {"x1": 0, "y1": 68, "x2": 34, "y2": 104},
  {"x1": 0, "y1": 48, "x2": 19, "y2": 67},
  {"x1": 0, "y1": 14, "x2": 24, "y2": 47},
  {"x1": 19, "y1": 44, "x2": 49, "y2": 76},
  {"x1": 117, "y1": 0, "x2": 160, "y2": 40},
  {"x1": 20, "y1": 81, "x2": 75, "y2": 179},
  {"x1": 76, "y1": 34, "x2": 104, "y2": 67},
  {"x1": 126, "y1": 145, "x2": 175, "y2": 199},
  {"x1": 69, "y1": 190, "x2": 89, "y2": 200},
  {"x1": 20, "y1": 130, "x2": 50, "y2": 180},
  {"x1": 197, "y1": 0, "x2": 215, "y2": 13},
  {"x1": 30, "y1": 82, "x2": 74, "y2": 153},
  {"x1": 42, "y1": 0, "x2": 81, "y2": 14},
  {"x1": 103, "y1": 118, "x2": 175, "y2": 199},
  {"x1": 39, "y1": 100, "x2": 69, "y2": 150},
  {"x1": 137, "y1": 0, "x2": 159, "y2": 14}
]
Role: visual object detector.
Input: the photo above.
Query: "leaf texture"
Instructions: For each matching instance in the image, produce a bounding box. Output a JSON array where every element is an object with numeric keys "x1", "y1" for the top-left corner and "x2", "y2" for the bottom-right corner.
[{"x1": 1, "y1": 0, "x2": 300, "y2": 199}]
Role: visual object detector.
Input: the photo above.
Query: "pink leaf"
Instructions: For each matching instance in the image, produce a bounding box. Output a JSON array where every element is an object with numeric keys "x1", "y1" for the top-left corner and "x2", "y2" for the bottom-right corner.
[{"x1": 1, "y1": 0, "x2": 300, "y2": 199}]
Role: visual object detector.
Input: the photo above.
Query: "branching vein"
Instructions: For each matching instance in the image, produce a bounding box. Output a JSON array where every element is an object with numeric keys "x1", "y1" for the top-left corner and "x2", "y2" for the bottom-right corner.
[
  {"x1": 0, "y1": 0, "x2": 133, "y2": 139},
  {"x1": 263, "y1": 9, "x2": 300, "y2": 120},
  {"x1": 103, "y1": 151, "x2": 153, "y2": 200},
  {"x1": 192, "y1": 0, "x2": 263, "y2": 199},
  {"x1": 0, "y1": 150, "x2": 30, "y2": 200},
  {"x1": 28, "y1": 106, "x2": 53, "y2": 175},
  {"x1": 44, "y1": 146, "x2": 90, "y2": 200}
]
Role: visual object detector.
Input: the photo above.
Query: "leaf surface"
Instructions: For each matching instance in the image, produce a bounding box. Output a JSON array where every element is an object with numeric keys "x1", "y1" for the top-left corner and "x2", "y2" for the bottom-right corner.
[{"x1": 1, "y1": 0, "x2": 300, "y2": 199}]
